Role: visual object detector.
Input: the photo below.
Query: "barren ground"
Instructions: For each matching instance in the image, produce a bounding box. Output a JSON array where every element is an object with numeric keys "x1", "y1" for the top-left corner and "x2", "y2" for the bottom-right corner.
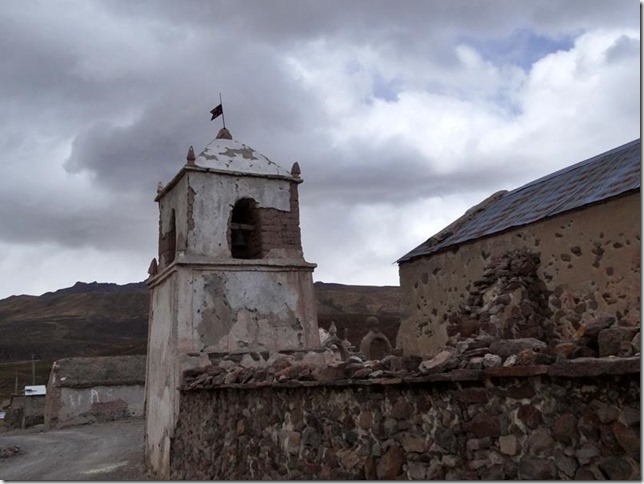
[{"x1": 0, "y1": 418, "x2": 146, "y2": 480}]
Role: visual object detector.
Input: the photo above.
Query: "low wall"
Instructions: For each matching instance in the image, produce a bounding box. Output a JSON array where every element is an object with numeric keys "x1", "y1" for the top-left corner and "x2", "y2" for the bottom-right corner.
[
  {"x1": 4, "y1": 395, "x2": 45, "y2": 429},
  {"x1": 170, "y1": 357, "x2": 640, "y2": 480}
]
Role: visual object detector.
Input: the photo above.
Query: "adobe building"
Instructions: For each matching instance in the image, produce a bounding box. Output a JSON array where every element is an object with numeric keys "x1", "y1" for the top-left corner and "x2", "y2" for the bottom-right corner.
[
  {"x1": 4, "y1": 387, "x2": 46, "y2": 429},
  {"x1": 145, "y1": 127, "x2": 320, "y2": 478},
  {"x1": 396, "y1": 139, "x2": 640, "y2": 357},
  {"x1": 44, "y1": 355, "x2": 145, "y2": 429}
]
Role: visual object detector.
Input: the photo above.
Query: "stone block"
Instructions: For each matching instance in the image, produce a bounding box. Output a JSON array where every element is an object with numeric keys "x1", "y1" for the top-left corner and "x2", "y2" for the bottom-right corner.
[
  {"x1": 578, "y1": 413, "x2": 601, "y2": 440},
  {"x1": 599, "y1": 456, "x2": 639, "y2": 480},
  {"x1": 401, "y1": 433, "x2": 426, "y2": 453},
  {"x1": 552, "y1": 413, "x2": 578, "y2": 444},
  {"x1": 622, "y1": 405, "x2": 640, "y2": 426},
  {"x1": 591, "y1": 400, "x2": 618, "y2": 424},
  {"x1": 419, "y1": 350, "x2": 456, "y2": 373},
  {"x1": 489, "y1": 338, "x2": 547, "y2": 358},
  {"x1": 376, "y1": 445, "x2": 405, "y2": 480},
  {"x1": 548, "y1": 356, "x2": 640, "y2": 377},
  {"x1": 576, "y1": 316, "x2": 615, "y2": 338},
  {"x1": 282, "y1": 431, "x2": 301, "y2": 456},
  {"x1": 503, "y1": 381, "x2": 535, "y2": 400},
  {"x1": 598, "y1": 327, "x2": 638, "y2": 357},
  {"x1": 358, "y1": 411, "x2": 372, "y2": 429},
  {"x1": 576, "y1": 444, "x2": 600, "y2": 466},
  {"x1": 402, "y1": 355, "x2": 423, "y2": 371},
  {"x1": 482, "y1": 353, "x2": 502, "y2": 368},
  {"x1": 517, "y1": 457, "x2": 556, "y2": 480},
  {"x1": 498, "y1": 434, "x2": 518, "y2": 456},
  {"x1": 406, "y1": 461, "x2": 427, "y2": 480},
  {"x1": 611, "y1": 421, "x2": 640, "y2": 458},
  {"x1": 390, "y1": 400, "x2": 413, "y2": 419},
  {"x1": 526, "y1": 428, "x2": 554, "y2": 457},
  {"x1": 455, "y1": 387, "x2": 490, "y2": 403},
  {"x1": 553, "y1": 449, "x2": 578, "y2": 478},
  {"x1": 337, "y1": 448, "x2": 361, "y2": 471},
  {"x1": 484, "y1": 365, "x2": 548, "y2": 378},
  {"x1": 631, "y1": 332, "x2": 641, "y2": 353},
  {"x1": 463, "y1": 413, "x2": 503, "y2": 438},
  {"x1": 517, "y1": 404, "x2": 542, "y2": 429},
  {"x1": 363, "y1": 457, "x2": 376, "y2": 480},
  {"x1": 449, "y1": 369, "x2": 484, "y2": 381},
  {"x1": 434, "y1": 427, "x2": 458, "y2": 453}
]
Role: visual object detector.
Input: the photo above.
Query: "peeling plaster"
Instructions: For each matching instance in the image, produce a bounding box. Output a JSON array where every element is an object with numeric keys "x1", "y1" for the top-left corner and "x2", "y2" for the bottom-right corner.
[
  {"x1": 221, "y1": 147, "x2": 258, "y2": 160},
  {"x1": 199, "y1": 273, "x2": 234, "y2": 349},
  {"x1": 187, "y1": 185, "x2": 196, "y2": 233}
]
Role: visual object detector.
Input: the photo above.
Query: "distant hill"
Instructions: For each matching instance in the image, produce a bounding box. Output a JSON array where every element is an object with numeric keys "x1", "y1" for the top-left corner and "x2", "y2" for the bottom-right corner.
[
  {"x1": 313, "y1": 282, "x2": 401, "y2": 345},
  {"x1": 0, "y1": 280, "x2": 400, "y2": 401}
]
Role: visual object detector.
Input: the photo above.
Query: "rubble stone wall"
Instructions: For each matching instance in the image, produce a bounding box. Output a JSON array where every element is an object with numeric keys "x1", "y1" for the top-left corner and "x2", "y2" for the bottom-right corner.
[
  {"x1": 170, "y1": 359, "x2": 640, "y2": 480},
  {"x1": 4, "y1": 395, "x2": 45, "y2": 429},
  {"x1": 397, "y1": 193, "x2": 640, "y2": 357}
]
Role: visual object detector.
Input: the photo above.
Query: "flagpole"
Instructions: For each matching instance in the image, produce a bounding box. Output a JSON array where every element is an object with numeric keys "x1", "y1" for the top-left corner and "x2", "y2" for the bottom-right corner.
[{"x1": 219, "y1": 92, "x2": 226, "y2": 129}]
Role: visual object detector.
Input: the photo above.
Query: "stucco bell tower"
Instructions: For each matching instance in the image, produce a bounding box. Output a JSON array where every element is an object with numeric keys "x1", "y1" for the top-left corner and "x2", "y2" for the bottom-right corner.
[{"x1": 144, "y1": 127, "x2": 320, "y2": 478}]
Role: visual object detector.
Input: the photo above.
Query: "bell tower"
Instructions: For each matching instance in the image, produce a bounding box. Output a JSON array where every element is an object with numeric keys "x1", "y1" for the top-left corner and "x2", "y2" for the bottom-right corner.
[{"x1": 144, "y1": 127, "x2": 320, "y2": 477}]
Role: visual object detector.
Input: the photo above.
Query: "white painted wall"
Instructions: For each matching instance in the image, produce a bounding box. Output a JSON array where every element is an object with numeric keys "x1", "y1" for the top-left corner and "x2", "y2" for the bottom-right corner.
[{"x1": 56, "y1": 385, "x2": 144, "y2": 426}]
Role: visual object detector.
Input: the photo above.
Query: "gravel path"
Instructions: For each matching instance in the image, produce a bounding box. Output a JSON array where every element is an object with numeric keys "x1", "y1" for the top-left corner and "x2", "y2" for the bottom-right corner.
[{"x1": 0, "y1": 418, "x2": 146, "y2": 480}]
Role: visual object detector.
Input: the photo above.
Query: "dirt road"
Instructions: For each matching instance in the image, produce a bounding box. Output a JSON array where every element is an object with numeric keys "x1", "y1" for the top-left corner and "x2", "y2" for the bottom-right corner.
[{"x1": 0, "y1": 418, "x2": 145, "y2": 480}]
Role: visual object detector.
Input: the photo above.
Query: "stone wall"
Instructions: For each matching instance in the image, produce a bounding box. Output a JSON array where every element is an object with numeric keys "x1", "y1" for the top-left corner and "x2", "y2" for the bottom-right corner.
[
  {"x1": 397, "y1": 193, "x2": 640, "y2": 357},
  {"x1": 4, "y1": 395, "x2": 45, "y2": 429},
  {"x1": 170, "y1": 355, "x2": 640, "y2": 480}
]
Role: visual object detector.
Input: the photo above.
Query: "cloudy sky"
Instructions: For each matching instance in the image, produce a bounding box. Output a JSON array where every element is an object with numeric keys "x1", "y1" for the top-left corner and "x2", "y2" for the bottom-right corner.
[{"x1": 0, "y1": 0, "x2": 639, "y2": 298}]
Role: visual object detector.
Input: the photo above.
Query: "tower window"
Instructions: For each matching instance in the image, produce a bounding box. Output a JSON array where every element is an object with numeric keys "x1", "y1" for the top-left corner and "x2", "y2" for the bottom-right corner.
[{"x1": 230, "y1": 198, "x2": 261, "y2": 259}]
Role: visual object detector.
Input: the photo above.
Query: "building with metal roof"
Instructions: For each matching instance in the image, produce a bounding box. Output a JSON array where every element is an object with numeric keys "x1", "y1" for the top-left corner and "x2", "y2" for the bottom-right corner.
[
  {"x1": 396, "y1": 139, "x2": 641, "y2": 358},
  {"x1": 398, "y1": 139, "x2": 640, "y2": 263}
]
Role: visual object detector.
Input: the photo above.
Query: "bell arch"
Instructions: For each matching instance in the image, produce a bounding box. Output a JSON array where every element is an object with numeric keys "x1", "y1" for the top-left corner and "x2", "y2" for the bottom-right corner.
[{"x1": 230, "y1": 198, "x2": 261, "y2": 259}]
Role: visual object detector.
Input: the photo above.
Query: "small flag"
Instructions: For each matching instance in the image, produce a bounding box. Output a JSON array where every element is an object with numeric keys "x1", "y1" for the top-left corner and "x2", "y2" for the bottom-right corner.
[{"x1": 210, "y1": 103, "x2": 223, "y2": 120}]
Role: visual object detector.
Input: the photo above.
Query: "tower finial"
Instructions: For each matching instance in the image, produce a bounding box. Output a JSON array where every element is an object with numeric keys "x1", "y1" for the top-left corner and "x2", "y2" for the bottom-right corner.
[
  {"x1": 186, "y1": 146, "x2": 196, "y2": 165},
  {"x1": 216, "y1": 127, "x2": 232, "y2": 140}
]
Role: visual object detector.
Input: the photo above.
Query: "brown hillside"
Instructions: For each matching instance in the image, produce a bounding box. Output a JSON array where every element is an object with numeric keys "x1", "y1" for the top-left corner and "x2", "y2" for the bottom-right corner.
[{"x1": 0, "y1": 280, "x2": 401, "y2": 401}]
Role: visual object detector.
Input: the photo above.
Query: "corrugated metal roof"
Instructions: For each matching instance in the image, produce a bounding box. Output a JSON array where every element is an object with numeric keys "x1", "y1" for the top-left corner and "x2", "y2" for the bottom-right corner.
[{"x1": 397, "y1": 139, "x2": 641, "y2": 263}]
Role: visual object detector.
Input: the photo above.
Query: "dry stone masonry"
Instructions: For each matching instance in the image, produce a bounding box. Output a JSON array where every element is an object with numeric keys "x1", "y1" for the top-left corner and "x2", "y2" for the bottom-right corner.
[
  {"x1": 166, "y1": 245, "x2": 640, "y2": 480},
  {"x1": 172, "y1": 349, "x2": 639, "y2": 480}
]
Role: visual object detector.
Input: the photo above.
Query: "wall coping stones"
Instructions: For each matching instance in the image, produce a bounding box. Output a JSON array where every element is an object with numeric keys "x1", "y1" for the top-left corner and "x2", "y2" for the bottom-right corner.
[
  {"x1": 485, "y1": 365, "x2": 550, "y2": 378},
  {"x1": 181, "y1": 355, "x2": 640, "y2": 392},
  {"x1": 548, "y1": 356, "x2": 640, "y2": 377}
]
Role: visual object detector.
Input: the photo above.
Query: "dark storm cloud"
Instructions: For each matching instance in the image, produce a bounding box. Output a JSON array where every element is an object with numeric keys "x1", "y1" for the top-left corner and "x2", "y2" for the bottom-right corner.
[
  {"x1": 0, "y1": 0, "x2": 638, "y2": 275},
  {"x1": 0, "y1": 191, "x2": 155, "y2": 251},
  {"x1": 299, "y1": 139, "x2": 530, "y2": 206}
]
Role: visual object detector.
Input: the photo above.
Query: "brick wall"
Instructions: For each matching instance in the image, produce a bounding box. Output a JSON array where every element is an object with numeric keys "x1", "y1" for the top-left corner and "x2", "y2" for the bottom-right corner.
[{"x1": 258, "y1": 182, "x2": 303, "y2": 256}]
